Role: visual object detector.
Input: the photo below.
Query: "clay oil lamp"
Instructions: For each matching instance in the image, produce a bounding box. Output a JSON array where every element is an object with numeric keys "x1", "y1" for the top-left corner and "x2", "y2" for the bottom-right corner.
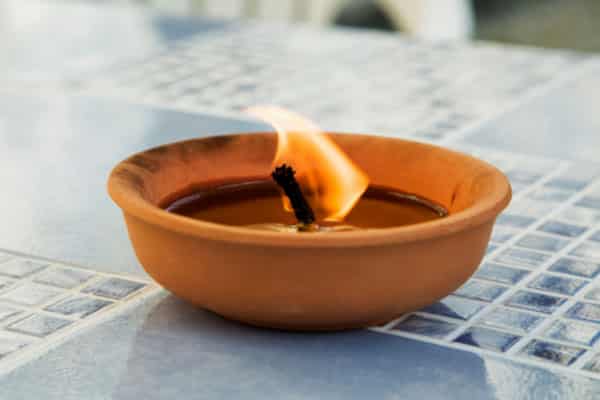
[{"x1": 108, "y1": 107, "x2": 511, "y2": 330}]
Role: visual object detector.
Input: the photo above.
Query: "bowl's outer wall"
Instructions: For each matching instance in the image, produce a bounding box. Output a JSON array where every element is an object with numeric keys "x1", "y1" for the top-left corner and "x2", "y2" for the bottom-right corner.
[
  {"x1": 109, "y1": 133, "x2": 509, "y2": 330},
  {"x1": 123, "y1": 212, "x2": 493, "y2": 330}
]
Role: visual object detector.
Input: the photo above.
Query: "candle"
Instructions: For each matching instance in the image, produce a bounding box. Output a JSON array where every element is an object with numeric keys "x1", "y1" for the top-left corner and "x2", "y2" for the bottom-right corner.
[
  {"x1": 163, "y1": 179, "x2": 446, "y2": 232},
  {"x1": 163, "y1": 106, "x2": 448, "y2": 232}
]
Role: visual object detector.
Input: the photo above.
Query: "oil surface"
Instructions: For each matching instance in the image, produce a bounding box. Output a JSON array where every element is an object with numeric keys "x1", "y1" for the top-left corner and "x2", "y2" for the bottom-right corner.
[{"x1": 164, "y1": 180, "x2": 446, "y2": 230}]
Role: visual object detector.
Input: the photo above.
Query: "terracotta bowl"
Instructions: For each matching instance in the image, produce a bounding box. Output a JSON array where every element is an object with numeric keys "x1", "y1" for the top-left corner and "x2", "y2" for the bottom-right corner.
[{"x1": 108, "y1": 133, "x2": 511, "y2": 330}]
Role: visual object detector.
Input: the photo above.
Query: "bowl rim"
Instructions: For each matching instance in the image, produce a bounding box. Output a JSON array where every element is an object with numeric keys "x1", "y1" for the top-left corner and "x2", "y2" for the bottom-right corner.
[{"x1": 107, "y1": 132, "x2": 511, "y2": 248}]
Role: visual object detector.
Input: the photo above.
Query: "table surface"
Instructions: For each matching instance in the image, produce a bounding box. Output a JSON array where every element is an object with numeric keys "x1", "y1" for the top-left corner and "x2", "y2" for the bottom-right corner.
[{"x1": 3, "y1": 1, "x2": 600, "y2": 399}]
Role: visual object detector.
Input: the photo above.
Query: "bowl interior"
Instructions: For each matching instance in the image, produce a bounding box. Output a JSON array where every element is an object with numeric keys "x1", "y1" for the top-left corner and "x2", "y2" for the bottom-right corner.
[{"x1": 110, "y1": 133, "x2": 507, "y2": 216}]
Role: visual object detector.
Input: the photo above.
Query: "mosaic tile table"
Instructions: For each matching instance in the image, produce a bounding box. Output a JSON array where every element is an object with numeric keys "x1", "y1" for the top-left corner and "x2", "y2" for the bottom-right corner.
[{"x1": 2, "y1": 3, "x2": 600, "y2": 399}]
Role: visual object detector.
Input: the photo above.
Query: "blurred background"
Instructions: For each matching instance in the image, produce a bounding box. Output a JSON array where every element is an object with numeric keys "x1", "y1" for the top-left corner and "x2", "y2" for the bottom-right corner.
[{"x1": 88, "y1": 0, "x2": 600, "y2": 51}]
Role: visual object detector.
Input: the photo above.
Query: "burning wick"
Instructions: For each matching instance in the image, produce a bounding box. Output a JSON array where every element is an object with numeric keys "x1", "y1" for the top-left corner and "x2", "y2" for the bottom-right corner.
[
  {"x1": 245, "y1": 106, "x2": 369, "y2": 225},
  {"x1": 271, "y1": 164, "x2": 317, "y2": 231}
]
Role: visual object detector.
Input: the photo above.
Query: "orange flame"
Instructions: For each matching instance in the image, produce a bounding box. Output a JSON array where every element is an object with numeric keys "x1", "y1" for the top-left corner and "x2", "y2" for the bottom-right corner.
[{"x1": 245, "y1": 106, "x2": 369, "y2": 221}]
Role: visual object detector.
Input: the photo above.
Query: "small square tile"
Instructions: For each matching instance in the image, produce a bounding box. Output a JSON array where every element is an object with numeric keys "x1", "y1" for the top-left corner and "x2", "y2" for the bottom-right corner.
[
  {"x1": 575, "y1": 196, "x2": 600, "y2": 210},
  {"x1": 420, "y1": 295, "x2": 485, "y2": 320},
  {"x1": 486, "y1": 244, "x2": 498, "y2": 255},
  {"x1": 478, "y1": 307, "x2": 543, "y2": 334},
  {"x1": 558, "y1": 207, "x2": 600, "y2": 226},
  {"x1": 33, "y1": 267, "x2": 95, "y2": 289},
  {"x1": 505, "y1": 291, "x2": 566, "y2": 314},
  {"x1": 496, "y1": 214, "x2": 536, "y2": 228},
  {"x1": 527, "y1": 274, "x2": 587, "y2": 296},
  {"x1": 0, "y1": 283, "x2": 62, "y2": 306},
  {"x1": 474, "y1": 263, "x2": 529, "y2": 284},
  {"x1": 0, "y1": 254, "x2": 11, "y2": 264},
  {"x1": 520, "y1": 340, "x2": 584, "y2": 366},
  {"x1": 544, "y1": 320, "x2": 600, "y2": 346},
  {"x1": 491, "y1": 226, "x2": 517, "y2": 244},
  {"x1": 589, "y1": 231, "x2": 600, "y2": 242},
  {"x1": 549, "y1": 258, "x2": 600, "y2": 278},
  {"x1": 565, "y1": 303, "x2": 600, "y2": 324},
  {"x1": 585, "y1": 286, "x2": 600, "y2": 302},
  {"x1": 570, "y1": 241, "x2": 600, "y2": 261},
  {"x1": 546, "y1": 178, "x2": 588, "y2": 191},
  {"x1": 0, "y1": 332, "x2": 31, "y2": 358},
  {"x1": 494, "y1": 248, "x2": 551, "y2": 269},
  {"x1": 0, "y1": 259, "x2": 47, "y2": 278},
  {"x1": 506, "y1": 170, "x2": 542, "y2": 184},
  {"x1": 391, "y1": 315, "x2": 458, "y2": 338},
  {"x1": 538, "y1": 221, "x2": 587, "y2": 238},
  {"x1": 0, "y1": 305, "x2": 22, "y2": 322},
  {"x1": 81, "y1": 277, "x2": 146, "y2": 300},
  {"x1": 454, "y1": 326, "x2": 520, "y2": 352},
  {"x1": 45, "y1": 295, "x2": 113, "y2": 318},
  {"x1": 454, "y1": 280, "x2": 507, "y2": 302},
  {"x1": 583, "y1": 353, "x2": 600, "y2": 373},
  {"x1": 7, "y1": 314, "x2": 72, "y2": 337},
  {"x1": 528, "y1": 186, "x2": 574, "y2": 202},
  {"x1": 509, "y1": 199, "x2": 555, "y2": 218},
  {"x1": 516, "y1": 234, "x2": 569, "y2": 253},
  {"x1": 0, "y1": 276, "x2": 15, "y2": 292}
]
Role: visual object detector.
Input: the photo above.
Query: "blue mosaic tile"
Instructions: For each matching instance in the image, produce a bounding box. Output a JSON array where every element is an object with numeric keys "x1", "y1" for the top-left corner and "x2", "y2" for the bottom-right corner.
[
  {"x1": 454, "y1": 326, "x2": 520, "y2": 352},
  {"x1": 544, "y1": 320, "x2": 600, "y2": 346},
  {"x1": 527, "y1": 274, "x2": 587, "y2": 296},
  {"x1": 506, "y1": 170, "x2": 543, "y2": 184},
  {"x1": 0, "y1": 332, "x2": 31, "y2": 359},
  {"x1": 588, "y1": 230, "x2": 600, "y2": 242},
  {"x1": 549, "y1": 257, "x2": 600, "y2": 278},
  {"x1": 510, "y1": 183, "x2": 528, "y2": 194},
  {"x1": 565, "y1": 302, "x2": 600, "y2": 324},
  {"x1": 490, "y1": 226, "x2": 517, "y2": 244},
  {"x1": 0, "y1": 259, "x2": 47, "y2": 278},
  {"x1": 0, "y1": 283, "x2": 62, "y2": 306},
  {"x1": 528, "y1": 186, "x2": 574, "y2": 203},
  {"x1": 585, "y1": 286, "x2": 600, "y2": 302},
  {"x1": 420, "y1": 295, "x2": 485, "y2": 320},
  {"x1": 7, "y1": 314, "x2": 72, "y2": 337},
  {"x1": 33, "y1": 267, "x2": 95, "y2": 289},
  {"x1": 558, "y1": 207, "x2": 600, "y2": 226},
  {"x1": 520, "y1": 340, "x2": 585, "y2": 366},
  {"x1": 546, "y1": 178, "x2": 588, "y2": 191},
  {"x1": 474, "y1": 263, "x2": 529, "y2": 284},
  {"x1": 570, "y1": 241, "x2": 600, "y2": 261},
  {"x1": 478, "y1": 307, "x2": 543, "y2": 334},
  {"x1": 583, "y1": 353, "x2": 600, "y2": 373},
  {"x1": 45, "y1": 295, "x2": 113, "y2": 319},
  {"x1": 391, "y1": 315, "x2": 458, "y2": 339},
  {"x1": 81, "y1": 277, "x2": 146, "y2": 300},
  {"x1": 454, "y1": 280, "x2": 507, "y2": 302},
  {"x1": 494, "y1": 248, "x2": 551, "y2": 269},
  {"x1": 496, "y1": 214, "x2": 536, "y2": 228},
  {"x1": 505, "y1": 291, "x2": 566, "y2": 314},
  {"x1": 0, "y1": 305, "x2": 22, "y2": 322},
  {"x1": 509, "y1": 199, "x2": 555, "y2": 218},
  {"x1": 538, "y1": 220, "x2": 587, "y2": 238},
  {"x1": 486, "y1": 244, "x2": 498, "y2": 255},
  {"x1": 576, "y1": 196, "x2": 600, "y2": 210},
  {"x1": 516, "y1": 234, "x2": 570, "y2": 253}
]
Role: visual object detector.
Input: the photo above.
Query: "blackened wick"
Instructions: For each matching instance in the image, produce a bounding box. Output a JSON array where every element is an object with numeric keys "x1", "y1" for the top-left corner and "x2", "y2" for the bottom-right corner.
[{"x1": 271, "y1": 164, "x2": 316, "y2": 226}]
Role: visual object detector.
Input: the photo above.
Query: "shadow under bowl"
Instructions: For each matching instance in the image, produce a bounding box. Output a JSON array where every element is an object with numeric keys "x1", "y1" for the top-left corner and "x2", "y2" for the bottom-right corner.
[{"x1": 108, "y1": 133, "x2": 511, "y2": 330}]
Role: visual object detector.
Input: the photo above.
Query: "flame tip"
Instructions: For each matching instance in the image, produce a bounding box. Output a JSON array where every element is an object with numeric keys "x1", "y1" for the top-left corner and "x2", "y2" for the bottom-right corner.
[{"x1": 244, "y1": 106, "x2": 369, "y2": 221}]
